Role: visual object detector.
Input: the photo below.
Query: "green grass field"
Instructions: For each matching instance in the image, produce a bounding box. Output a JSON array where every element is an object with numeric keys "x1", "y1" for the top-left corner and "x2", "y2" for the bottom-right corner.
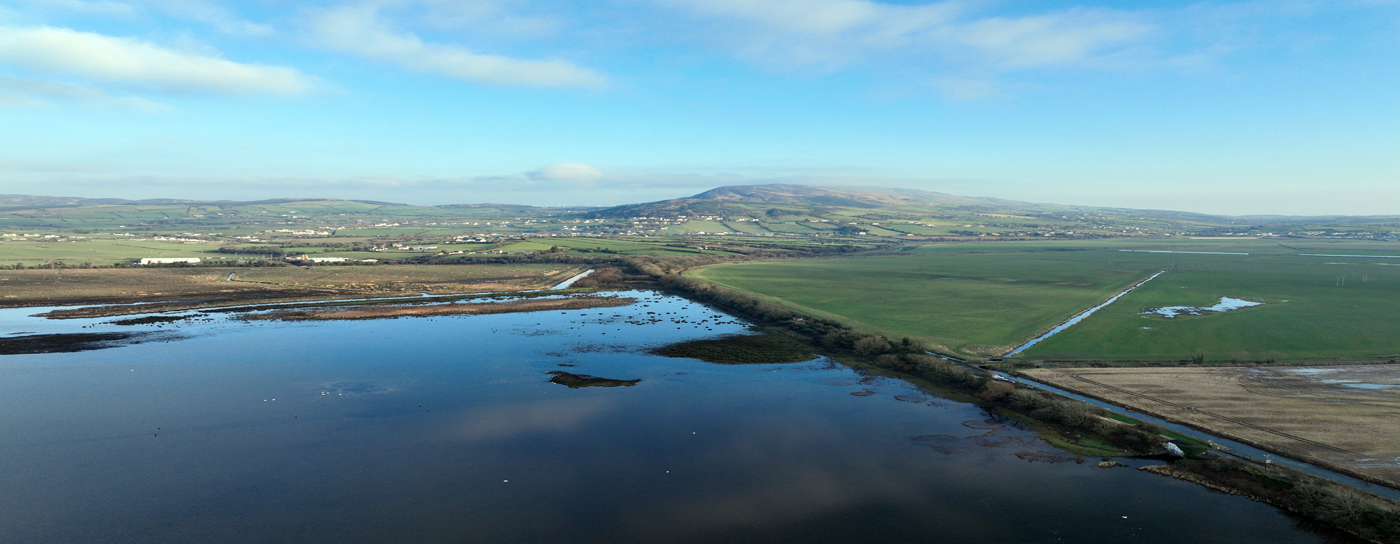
[
  {"x1": 693, "y1": 239, "x2": 1400, "y2": 360},
  {"x1": 759, "y1": 222, "x2": 817, "y2": 234},
  {"x1": 689, "y1": 246, "x2": 1248, "y2": 357},
  {"x1": 0, "y1": 239, "x2": 219, "y2": 265},
  {"x1": 671, "y1": 220, "x2": 734, "y2": 234},
  {"x1": 1022, "y1": 253, "x2": 1400, "y2": 360}
]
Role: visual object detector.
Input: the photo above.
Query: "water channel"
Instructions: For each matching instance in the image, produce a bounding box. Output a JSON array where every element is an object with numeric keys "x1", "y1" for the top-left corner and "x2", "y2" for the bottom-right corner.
[
  {"x1": 1006, "y1": 271, "x2": 1166, "y2": 356},
  {"x1": 0, "y1": 291, "x2": 1361, "y2": 543}
]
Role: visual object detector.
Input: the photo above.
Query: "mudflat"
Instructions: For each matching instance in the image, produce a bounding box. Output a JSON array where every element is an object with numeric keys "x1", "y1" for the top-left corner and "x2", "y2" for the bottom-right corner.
[
  {"x1": 0, "y1": 265, "x2": 583, "y2": 311},
  {"x1": 245, "y1": 296, "x2": 634, "y2": 321}
]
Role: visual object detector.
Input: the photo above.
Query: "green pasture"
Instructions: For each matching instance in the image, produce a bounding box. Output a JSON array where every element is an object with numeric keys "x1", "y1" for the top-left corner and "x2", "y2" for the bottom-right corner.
[
  {"x1": 535, "y1": 238, "x2": 662, "y2": 251},
  {"x1": 723, "y1": 221, "x2": 768, "y2": 235},
  {"x1": 1022, "y1": 253, "x2": 1400, "y2": 361},
  {"x1": 903, "y1": 238, "x2": 1296, "y2": 255},
  {"x1": 879, "y1": 223, "x2": 945, "y2": 236},
  {"x1": 688, "y1": 247, "x2": 1241, "y2": 358},
  {"x1": 493, "y1": 241, "x2": 556, "y2": 252},
  {"x1": 763, "y1": 223, "x2": 819, "y2": 234},
  {"x1": 860, "y1": 225, "x2": 907, "y2": 237},
  {"x1": 672, "y1": 221, "x2": 734, "y2": 233},
  {"x1": 0, "y1": 239, "x2": 218, "y2": 264}
]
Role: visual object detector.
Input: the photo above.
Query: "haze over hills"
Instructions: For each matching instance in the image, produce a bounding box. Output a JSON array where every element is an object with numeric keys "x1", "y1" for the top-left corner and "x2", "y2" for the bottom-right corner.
[
  {"x1": 589, "y1": 184, "x2": 1083, "y2": 218},
  {"x1": 691, "y1": 184, "x2": 1020, "y2": 208},
  {"x1": 0, "y1": 195, "x2": 407, "y2": 211},
  {"x1": 590, "y1": 184, "x2": 1246, "y2": 224},
  {"x1": 2, "y1": 185, "x2": 1398, "y2": 240}
]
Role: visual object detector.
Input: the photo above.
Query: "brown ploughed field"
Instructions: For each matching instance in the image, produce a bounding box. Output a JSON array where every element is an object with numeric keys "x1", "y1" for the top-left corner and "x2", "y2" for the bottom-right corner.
[{"x1": 1022, "y1": 365, "x2": 1400, "y2": 488}]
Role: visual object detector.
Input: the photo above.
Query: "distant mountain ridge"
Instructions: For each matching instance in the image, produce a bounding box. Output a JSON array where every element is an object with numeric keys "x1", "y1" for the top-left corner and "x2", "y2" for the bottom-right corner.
[
  {"x1": 585, "y1": 183, "x2": 1058, "y2": 219},
  {"x1": 4, "y1": 187, "x2": 1397, "y2": 226},
  {"x1": 690, "y1": 184, "x2": 1026, "y2": 208}
]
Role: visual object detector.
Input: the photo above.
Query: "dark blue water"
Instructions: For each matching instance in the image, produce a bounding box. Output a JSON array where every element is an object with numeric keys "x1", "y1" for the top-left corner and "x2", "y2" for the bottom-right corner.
[{"x1": 0, "y1": 292, "x2": 1357, "y2": 543}]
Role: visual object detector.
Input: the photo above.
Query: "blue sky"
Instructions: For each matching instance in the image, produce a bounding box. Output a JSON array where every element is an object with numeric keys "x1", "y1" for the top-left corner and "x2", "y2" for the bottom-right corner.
[{"x1": 1, "y1": 0, "x2": 1397, "y2": 215}]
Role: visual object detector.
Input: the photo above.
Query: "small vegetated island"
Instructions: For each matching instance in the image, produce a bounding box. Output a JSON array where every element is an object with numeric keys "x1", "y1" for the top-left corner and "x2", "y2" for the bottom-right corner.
[{"x1": 6, "y1": 184, "x2": 1400, "y2": 541}]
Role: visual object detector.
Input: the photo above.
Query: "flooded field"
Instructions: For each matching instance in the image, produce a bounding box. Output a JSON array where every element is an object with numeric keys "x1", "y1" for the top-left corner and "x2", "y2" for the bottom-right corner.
[
  {"x1": 1141, "y1": 296, "x2": 1265, "y2": 318},
  {"x1": 0, "y1": 292, "x2": 1361, "y2": 543}
]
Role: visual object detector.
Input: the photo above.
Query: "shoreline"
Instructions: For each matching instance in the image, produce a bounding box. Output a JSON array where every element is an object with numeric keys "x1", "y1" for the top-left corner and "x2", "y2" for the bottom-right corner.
[{"x1": 243, "y1": 295, "x2": 634, "y2": 321}]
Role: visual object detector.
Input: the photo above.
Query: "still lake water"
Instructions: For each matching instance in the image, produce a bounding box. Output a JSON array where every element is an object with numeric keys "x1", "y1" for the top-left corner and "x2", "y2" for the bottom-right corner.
[{"x1": 0, "y1": 291, "x2": 1356, "y2": 543}]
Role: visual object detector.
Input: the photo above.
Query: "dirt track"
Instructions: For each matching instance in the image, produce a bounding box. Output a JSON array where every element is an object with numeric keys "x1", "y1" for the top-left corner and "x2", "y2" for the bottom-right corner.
[{"x1": 1022, "y1": 365, "x2": 1400, "y2": 488}]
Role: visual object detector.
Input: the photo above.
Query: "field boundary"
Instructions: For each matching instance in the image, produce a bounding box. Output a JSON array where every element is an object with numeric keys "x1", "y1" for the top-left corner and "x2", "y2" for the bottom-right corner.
[{"x1": 1004, "y1": 269, "x2": 1167, "y2": 357}]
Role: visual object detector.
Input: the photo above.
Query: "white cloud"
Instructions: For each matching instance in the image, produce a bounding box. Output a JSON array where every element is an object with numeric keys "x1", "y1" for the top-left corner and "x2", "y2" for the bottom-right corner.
[
  {"x1": 15, "y1": 0, "x2": 274, "y2": 36},
  {"x1": 0, "y1": 26, "x2": 312, "y2": 95},
  {"x1": 307, "y1": 5, "x2": 606, "y2": 88},
  {"x1": 928, "y1": 77, "x2": 1003, "y2": 101},
  {"x1": 952, "y1": 9, "x2": 1153, "y2": 68},
  {"x1": 405, "y1": 0, "x2": 566, "y2": 38},
  {"x1": 649, "y1": 0, "x2": 1156, "y2": 71},
  {"x1": 530, "y1": 162, "x2": 604, "y2": 181},
  {"x1": 0, "y1": 76, "x2": 167, "y2": 111},
  {"x1": 12, "y1": 0, "x2": 137, "y2": 17},
  {"x1": 143, "y1": 0, "x2": 274, "y2": 37}
]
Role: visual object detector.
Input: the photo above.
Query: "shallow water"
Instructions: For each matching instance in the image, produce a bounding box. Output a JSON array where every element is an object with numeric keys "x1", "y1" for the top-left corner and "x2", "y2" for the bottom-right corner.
[
  {"x1": 0, "y1": 291, "x2": 1356, "y2": 543},
  {"x1": 1142, "y1": 296, "x2": 1263, "y2": 318}
]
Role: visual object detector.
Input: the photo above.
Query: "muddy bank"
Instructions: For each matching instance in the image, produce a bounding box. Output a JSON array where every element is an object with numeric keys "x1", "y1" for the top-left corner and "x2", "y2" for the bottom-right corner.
[
  {"x1": 37, "y1": 291, "x2": 361, "y2": 319},
  {"x1": 244, "y1": 296, "x2": 635, "y2": 321},
  {"x1": 0, "y1": 331, "x2": 168, "y2": 355},
  {"x1": 0, "y1": 267, "x2": 578, "y2": 314},
  {"x1": 547, "y1": 371, "x2": 641, "y2": 388}
]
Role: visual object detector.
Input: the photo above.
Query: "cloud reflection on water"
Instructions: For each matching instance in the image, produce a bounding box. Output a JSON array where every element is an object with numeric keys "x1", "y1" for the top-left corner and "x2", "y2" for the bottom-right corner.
[{"x1": 436, "y1": 396, "x2": 617, "y2": 443}]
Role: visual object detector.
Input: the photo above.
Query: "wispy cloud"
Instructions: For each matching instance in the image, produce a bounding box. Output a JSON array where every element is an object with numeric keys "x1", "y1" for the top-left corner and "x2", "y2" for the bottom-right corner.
[
  {"x1": 649, "y1": 0, "x2": 1157, "y2": 71},
  {"x1": 14, "y1": 0, "x2": 274, "y2": 35},
  {"x1": 0, "y1": 76, "x2": 167, "y2": 111},
  {"x1": 0, "y1": 26, "x2": 312, "y2": 95},
  {"x1": 306, "y1": 4, "x2": 606, "y2": 88},
  {"x1": 143, "y1": 0, "x2": 274, "y2": 37},
  {"x1": 528, "y1": 162, "x2": 605, "y2": 181},
  {"x1": 11, "y1": 0, "x2": 137, "y2": 17}
]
